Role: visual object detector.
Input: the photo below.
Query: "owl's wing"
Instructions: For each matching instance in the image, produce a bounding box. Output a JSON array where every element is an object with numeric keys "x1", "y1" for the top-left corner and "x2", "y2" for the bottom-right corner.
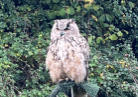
[
  {"x1": 45, "y1": 40, "x2": 55, "y2": 70},
  {"x1": 76, "y1": 35, "x2": 90, "y2": 80},
  {"x1": 66, "y1": 35, "x2": 90, "y2": 68},
  {"x1": 78, "y1": 35, "x2": 90, "y2": 67}
]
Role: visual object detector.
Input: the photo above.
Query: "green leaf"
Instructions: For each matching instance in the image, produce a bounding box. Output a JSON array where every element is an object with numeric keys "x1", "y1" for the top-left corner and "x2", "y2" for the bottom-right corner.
[
  {"x1": 84, "y1": 4, "x2": 91, "y2": 9},
  {"x1": 89, "y1": 63, "x2": 97, "y2": 67},
  {"x1": 117, "y1": 31, "x2": 123, "y2": 36},
  {"x1": 109, "y1": 24, "x2": 115, "y2": 31},
  {"x1": 110, "y1": 24, "x2": 115, "y2": 29},
  {"x1": 98, "y1": 14, "x2": 105, "y2": 22},
  {"x1": 106, "y1": 14, "x2": 113, "y2": 22},
  {"x1": 52, "y1": 0, "x2": 59, "y2": 3},
  {"x1": 48, "y1": 11, "x2": 56, "y2": 19},
  {"x1": 27, "y1": 7, "x2": 31, "y2": 11},
  {"x1": 46, "y1": 0, "x2": 51, "y2": 3},
  {"x1": 66, "y1": 7, "x2": 75, "y2": 15},
  {"x1": 103, "y1": 23, "x2": 109, "y2": 27},
  {"x1": 59, "y1": 8, "x2": 66, "y2": 16},
  {"x1": 109, "y1": 34, "x2": 118, "y2": 40},
  {"x1": 124, "y1": 30, "x2": 129, "y2": 34},
  {"x1": 17, "y1": 28, "x2": 21, "y2": 32},
  {"x1": 34, "y1": 49, "x2": 39, "y2": 55},
  {"x1": 3, "y1": 65, "x2": 10, "y2": 69},
  {"x1": 28, "y1": 51, "x2": 33, "y2": 55},
  {"x1": 121, "y1": 0, "x2": 126, "y2": 6},
  {"x1": 96, "y1": 37, "x2": 103, "y2": 44},
  {"x1": 129, "y1": 1, "x2": 135, "y2": 8},
  {"x1": 93, "y1": 5, "x2": 100, "y2": 11},
  {"x1": 76, "y1": 6, "x2": 81, "y2": 12},
  {"x1": 93, "y1": 55, "x2": 98, "y2": 60}
]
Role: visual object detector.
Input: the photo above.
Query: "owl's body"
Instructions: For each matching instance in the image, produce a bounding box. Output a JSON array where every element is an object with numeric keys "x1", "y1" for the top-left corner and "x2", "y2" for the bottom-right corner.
[{"x1": 46, "y1": 19, "x2": 89, "y2": 84}]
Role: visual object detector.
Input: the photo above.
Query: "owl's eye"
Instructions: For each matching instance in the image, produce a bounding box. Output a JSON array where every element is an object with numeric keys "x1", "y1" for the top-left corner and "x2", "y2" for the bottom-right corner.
[
  {"x1": 56, "y1": 24, "x2": 59, "y2": 30},
  {"x1": 64, "y1": 23, "x2": 70, "y2": 30},
  {"x1": 56, "y1": 27, "x2": 59, "y2": 30}
]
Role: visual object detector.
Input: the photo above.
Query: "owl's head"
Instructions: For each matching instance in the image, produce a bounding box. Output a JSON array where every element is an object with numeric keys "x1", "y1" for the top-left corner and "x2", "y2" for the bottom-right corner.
[{"x1": 51, "y1": 19, "x2": 80, "y2": 40}]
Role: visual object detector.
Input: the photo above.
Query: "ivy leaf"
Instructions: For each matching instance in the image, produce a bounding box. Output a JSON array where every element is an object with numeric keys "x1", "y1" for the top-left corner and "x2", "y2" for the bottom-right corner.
[
  {"x1": 106, "y1": 14, "x2": 113, "y2": 22},
  {"x1": 17, "y1": 28, "x2": 21, "y2": 32},
  {"x1": 109, "y1": 34, "x2": 118, "y2": 40},
  {"x1": 93, "y1": 5, "x2": 100, "y2": 11},
  {"x1": 48, "y1": 11, "x2": 56, "y2": 19},
  {"x1": 59, "y1": 8, "x2": 66, "y2": 16},
  {"x1": 121, "y1": 0, "x2": 126, "y2": 6},
  {"x1": 92, "y1": 15, "x2": 98, "y2": 21},
  {"x1": 52, "y1": 0, "x2": 59, "y2": 3},
  {"x1": 103, "y1": 23, "x2": 109, "y2": 27},
  {"x1": 84, "y1": 4, "x2": 91, "y2": 9},
  {"x1": 27, "y1": 7, "x2": 31, "y2": 11},
  {"x1": 117, "y1": 31, "x2": 123, "y2": 36},
  {"x1": 124, "y1": 30, "x2": 129, "y2": 34},
  {"x1": 129, "y1": 1, "x2": 135, "y2": 8},
  {"x1": 98, "y1": 15, "x2": 105, "y2": 22},
  {"x1": 109, "y1": 24, "x2": 115, "y2": 31},
  {"x1": 76, "y1": 6, "x2": 81, "y2": 12},
  {"x1": 85, "y1": 0, "x2": 94, "y2": 4},
  {"x1": 89, "y1": 63, "x2": 97, "y2": 67},
  {"x1": 96, "y1": 37, "x2": 103, "y2": 44},
  {"x1": 28, "y1": 51, "x2": 33, "y2": 55},
  {"x1": 46, "y1": 0, "x2": 51, "y2": 3},
  {"x1": 34, "y1": 49, "x2": 39, "y2": 55},
  {"x1": 66, "y1": 7, "x2": 75, "y2": 15}
]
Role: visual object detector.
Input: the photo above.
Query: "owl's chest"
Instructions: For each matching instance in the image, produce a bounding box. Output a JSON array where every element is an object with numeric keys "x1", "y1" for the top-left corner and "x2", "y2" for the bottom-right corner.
[{"x1": 50, "y1": 37, "x2": 82, "y2": 60}]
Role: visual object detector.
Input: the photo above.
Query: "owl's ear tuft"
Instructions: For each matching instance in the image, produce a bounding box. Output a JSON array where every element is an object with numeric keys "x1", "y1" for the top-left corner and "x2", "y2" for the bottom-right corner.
[
  {"x1": 69, "y1": 19, "x2": 76, "y2": 23},
  {"x1": 54, "y1": 20, "x2": 58, "y2": 23}
]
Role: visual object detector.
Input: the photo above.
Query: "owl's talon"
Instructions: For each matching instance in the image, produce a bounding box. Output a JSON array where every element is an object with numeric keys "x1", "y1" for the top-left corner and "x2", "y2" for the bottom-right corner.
[
  {"x1": 58, "y1": 79, "x2": 64, "y2": 83},
  {"x1": 65, "y1": 78, "x2": 69, "y2": 81},
  {"x1": 70, "y1": 78, "x2": 74, "y2": 81}
]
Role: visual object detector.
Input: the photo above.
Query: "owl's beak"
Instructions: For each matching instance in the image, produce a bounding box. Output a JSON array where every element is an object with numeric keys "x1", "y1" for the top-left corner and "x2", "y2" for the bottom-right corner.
[{"x1": 60, "y1": 32, "x2": 65, "y2": 36}]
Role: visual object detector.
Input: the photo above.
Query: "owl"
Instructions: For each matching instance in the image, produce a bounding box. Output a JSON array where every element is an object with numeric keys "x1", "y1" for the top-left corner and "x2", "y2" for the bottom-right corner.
[{"x1": 46, "y1": 19, "x2": 90, "y2": 84}]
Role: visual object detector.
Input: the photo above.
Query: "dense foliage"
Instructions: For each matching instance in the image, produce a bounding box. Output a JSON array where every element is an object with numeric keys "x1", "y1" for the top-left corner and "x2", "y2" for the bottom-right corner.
[{"x1": 0, "y1": 0, "x2": 138, "y2": 96}]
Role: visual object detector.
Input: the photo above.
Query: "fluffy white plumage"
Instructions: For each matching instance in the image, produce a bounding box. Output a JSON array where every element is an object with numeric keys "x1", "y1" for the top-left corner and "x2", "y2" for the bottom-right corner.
[{"x1": 46, "y1": 19, "x2": 90, "y2": 84}]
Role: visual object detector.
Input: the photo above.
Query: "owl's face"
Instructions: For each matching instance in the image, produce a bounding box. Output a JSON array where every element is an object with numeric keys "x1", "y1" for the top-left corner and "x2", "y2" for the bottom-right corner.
[{"x1": 51, "y1": 19, "x2": 80, "y2": 40}]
